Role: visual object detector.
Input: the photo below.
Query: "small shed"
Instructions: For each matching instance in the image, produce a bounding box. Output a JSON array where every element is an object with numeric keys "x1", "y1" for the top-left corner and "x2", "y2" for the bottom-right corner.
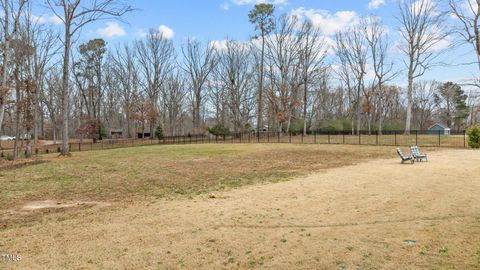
[
  {"x1": 137, "y1": 132, "x2": 151, "y2": 139},
  {"x1": 429, "y1": 123, "x2": 451, "y2": 136},
  {"x1": 110, "y1": 129, "x2": 123, "y2": 139}
]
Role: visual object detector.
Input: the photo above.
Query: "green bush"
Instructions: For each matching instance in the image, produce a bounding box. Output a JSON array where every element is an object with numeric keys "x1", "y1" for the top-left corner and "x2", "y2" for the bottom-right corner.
[
  {"x1": 155, "y1": 125, "x2": 164, "y2": 140},
  {"x1": 288, "y1": 119, "x2": 305, "y2": 134},
  {"x1": 99, "y1": 123, "x2": 107, "y2": 140},
  {"x1": 208, "y1": 124, "x2": 229, "y2": 136},
  {"x1": 1, "y1": 152, "x2": 14, "y2": 161},
  {"x1": 467, "y1": 124, "x2": 480, "y2": 148},
  {"x1": 318, "y1": 118, "x2": 352, "y2": 132}
]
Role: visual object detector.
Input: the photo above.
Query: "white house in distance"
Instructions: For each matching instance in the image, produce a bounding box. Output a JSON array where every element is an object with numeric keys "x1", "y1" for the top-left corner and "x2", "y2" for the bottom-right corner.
[{"x1": 428, "y1": 123, "x2": 451, "y2": 135}]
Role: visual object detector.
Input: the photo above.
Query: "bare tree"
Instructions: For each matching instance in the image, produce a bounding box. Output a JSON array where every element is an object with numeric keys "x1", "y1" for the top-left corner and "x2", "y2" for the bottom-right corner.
[
  {"x1": 449, "y1": 0, "x2": 480, "y2": 72},
  {"x1": 42, "y1": 68, "x2": 62, "y2": 144},
  {"x1": 136, "y1": 29, "x2": 175, "y2": 135},
  {"x1": 208, "y1": 72, "x2": 228, "y2": 127},
  {"x1": 298, "y1": 20, "x2": 328, "y2": 135},
  {"x1": 0, "y1": 0, "x2": 27, "y2": 135},
  {"x1": 413, "y1": 80, "x2": 437, "y2": 130},
  {"x1": 335, "y1": 24, "x2": 368, "y2": 135},
  {"x1": 29, "y1": 25, "x2": 58, "y2": 144},
  {"x1": 181, "y1": 39, "x2": 217, "y2": 132},
  {"x1": 162, "y1": 71, "x2": 187, "y2": 136},
  {"x1": 111, "y1": 44, "x2": 139, "y2": 138},
  {"x1": 397, "y1": 0, "x2": 448, "y2": 134},
  {"x1": 45, "y1": 0, "x2": 132, "y2": 155},
  {"x1": 364, "y1": 16, "x2": 398, "y2": 134},
  {"x1": 265, "y1": 15, "x2": 303, "y2": 133},
  {"x1": 216, "y1": 40, "x2": 254, "y2": 133}
]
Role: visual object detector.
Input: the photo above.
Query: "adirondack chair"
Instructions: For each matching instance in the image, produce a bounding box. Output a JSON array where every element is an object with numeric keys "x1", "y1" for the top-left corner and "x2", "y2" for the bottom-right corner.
[
  {"x1": 396, "y1": 148, "x2": 415, "y2": 164},
  {"x1": 410, "y1": 146, "x2": 428, "y2": 162}
]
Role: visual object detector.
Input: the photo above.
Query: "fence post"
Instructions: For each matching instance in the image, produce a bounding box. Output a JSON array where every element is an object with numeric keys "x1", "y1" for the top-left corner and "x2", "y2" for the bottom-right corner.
[
  {"x1": 342, "y1": 131, "x2": 345, "y2": 144},
  {"x1": 415, "y1": 130, "x2": 418, "y2": 146},
  {"x1": 267, "y1": 132, "x2": 270, "y2": 143},
  {"x1": 328, "y1": 131, "x2": 330, "y2": 144},
  {"x1": 289, "y1": 132, "x2": 292, "y2": 143},
  {"x1": 301, "y1": 132, "x2": 304, "y2": 144},
  {"x1": 376, "y1": 131, "x2": 379, "y2": 145},
  {"x1": 358, "y1": 131, "x2": 361, "y2": 145},
  {"x1": 438, "y1": 130, "x2": 441, "y2": 147},
  {"x1": 394, "y1": 131, "x2": 397, "y2": 146},
  {"x1": 278, "y1": 131, "x2": 280, "y2": 143},
  {"x1": 79, "y1": 143, "x2": 81, "y2": 152},
  {"x1": 464, "y1": 130, "x2": 466, "y2": 148},
  {"x1": 314, "y1": 131, "x2": 317, "y2": 144}
]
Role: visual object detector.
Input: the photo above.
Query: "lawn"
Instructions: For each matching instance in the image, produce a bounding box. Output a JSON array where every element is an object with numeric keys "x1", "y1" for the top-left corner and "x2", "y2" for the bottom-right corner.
[
  {"x1": 1, "y1": 144, "x2": 478, "y2": 269},
  {"x1": 0, "y1": 144, "x2": 393, "y2": 225}
]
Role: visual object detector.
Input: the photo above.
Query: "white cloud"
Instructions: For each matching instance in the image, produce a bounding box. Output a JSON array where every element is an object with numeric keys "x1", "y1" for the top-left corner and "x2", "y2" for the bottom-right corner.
[
  {"x1": 223, "y1": 0, "x2": 288, "y2": 9},
  {"x1": 291, "y1": 8, "x2": 359, "y2": 35},
  {"x1": 430, "y1": 36, "x2": 452, "y2": 51},
  {"x1": 158, "y1": 25, "x2": 175, "y2": 39},
  {"x1": 368, "y1": 0, "x2": 385, "y2": 9},
  {"x1": 210, "y1": 40, "x2": 229, "y2": 51},
  {"x1": 410, "y1": 0, "x2": 439, "y2": 16},
  {"x1": 464, "y1": 0, "x2": 478, "y2": 12},
  {"x1": 232, "y1": 0, "x2": 288, "y2": 5},
  {"x1": 221, "y1": 2, "x2": 230, "y2": 10},
  {"x1": 135, "y1": 29, "x2": 148, "y2": 39},
  {"x1": 209, "y1": 39, "x2": 251, "y2": 52},
  {"x1": 96, "y1": 22, "x2": 126, "y2": 38},
  {"x1": 31, "y1": 14, "x2": 62, "y2": 25}
]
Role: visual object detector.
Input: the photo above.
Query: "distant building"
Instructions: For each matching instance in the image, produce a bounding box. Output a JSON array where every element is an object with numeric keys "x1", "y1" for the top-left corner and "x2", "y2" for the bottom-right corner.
[
  {"x1": 137, "y1": 132, "x2": 151, "y2": 139},
  {"x1": 429, "y1": 123, "x2": 451, "y2": 136},
  {"x1": 110, "y1": 129, "x2": 123, "y2": 139}
]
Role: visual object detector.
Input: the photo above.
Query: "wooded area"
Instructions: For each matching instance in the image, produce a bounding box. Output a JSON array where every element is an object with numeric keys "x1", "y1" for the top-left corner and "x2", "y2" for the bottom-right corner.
[{"x1": 1, "y1": 0, "x2": 479, "y2": 159}]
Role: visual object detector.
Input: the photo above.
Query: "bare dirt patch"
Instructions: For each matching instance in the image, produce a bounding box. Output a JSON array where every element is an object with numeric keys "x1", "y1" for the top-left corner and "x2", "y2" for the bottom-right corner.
[
  {"x1": 21, "y1": 200, "x2": 110, "y2": 211},
  {"x1": 0, "y1": 158, "x2": 50, "y2": 170}
]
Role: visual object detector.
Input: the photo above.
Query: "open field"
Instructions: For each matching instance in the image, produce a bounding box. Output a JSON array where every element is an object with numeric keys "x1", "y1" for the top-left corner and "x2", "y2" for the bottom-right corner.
[
  {"x1": 0, "y1": 144, "x2": 479, "y2": 269},
  {"x1": 0, "y1": 144, "x2": 394, "y2": 224}
]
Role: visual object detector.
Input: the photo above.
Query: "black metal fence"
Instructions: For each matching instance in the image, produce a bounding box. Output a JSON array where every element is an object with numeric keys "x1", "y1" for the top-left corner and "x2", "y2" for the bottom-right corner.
[{"x1": 0, "y1": 130, "x2": 469, "y2": 158}]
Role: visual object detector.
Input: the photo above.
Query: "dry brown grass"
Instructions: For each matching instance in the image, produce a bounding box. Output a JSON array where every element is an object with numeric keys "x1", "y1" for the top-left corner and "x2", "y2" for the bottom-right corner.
[
  {"x1": 0, "y1": 144, "x2": 392, "y2": 220},
  {"x1": 0, "y1": 144, "x2": 477, "y2": 269}
]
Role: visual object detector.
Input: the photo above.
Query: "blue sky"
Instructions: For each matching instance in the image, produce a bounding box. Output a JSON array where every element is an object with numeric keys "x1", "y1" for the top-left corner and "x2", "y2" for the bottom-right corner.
[{"x1": 32, "y1": 0, "x2": 479, "y2": 88}]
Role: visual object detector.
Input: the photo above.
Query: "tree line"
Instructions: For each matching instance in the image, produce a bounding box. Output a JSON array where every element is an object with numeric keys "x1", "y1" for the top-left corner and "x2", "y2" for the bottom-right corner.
[{"x1": 0, "y1": 0, "x2": 479, "y2": 158}]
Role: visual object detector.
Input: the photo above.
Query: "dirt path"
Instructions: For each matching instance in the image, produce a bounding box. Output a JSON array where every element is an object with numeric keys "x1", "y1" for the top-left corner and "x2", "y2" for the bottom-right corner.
[{"x1": 1, "y1": 149, "x2": 480, "y2": 269}]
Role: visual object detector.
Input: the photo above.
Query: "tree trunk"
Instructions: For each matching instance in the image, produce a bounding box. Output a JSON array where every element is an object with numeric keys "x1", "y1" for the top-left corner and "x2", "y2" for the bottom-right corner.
[
  {"x1": 53, "y1": 118, "x2": 57, "y2": 144},
  {"x1": 194, "y1": 90, "x2": 201, "y2": 131},
  {"x1": 0, "y1": 0, "x2": 9, "y2": 135},
  {"x1": 378, "y1": 106, "x2": 384, "y2": 135},
  {"x1": 303, "y1": 79, "x2": 308, "y2": 136},
  {"x1": 13, "y1": 77, "x2": 20, "y2": 160},
  {"x1": 61, "y1": 24, "x2": 71, "y2": 155},
  {"x1": 257, "y1": 33, "x2": 265, "y2": 133},
  {"x1": 356, "y1": 88, "x2": 361, "y2": 135},
  {"x1": 33, "y1": 80, "x2": 40, "y2": 144},
  {"x1": 405, "y1": 65, "x2": 414, "y2": 135}
]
